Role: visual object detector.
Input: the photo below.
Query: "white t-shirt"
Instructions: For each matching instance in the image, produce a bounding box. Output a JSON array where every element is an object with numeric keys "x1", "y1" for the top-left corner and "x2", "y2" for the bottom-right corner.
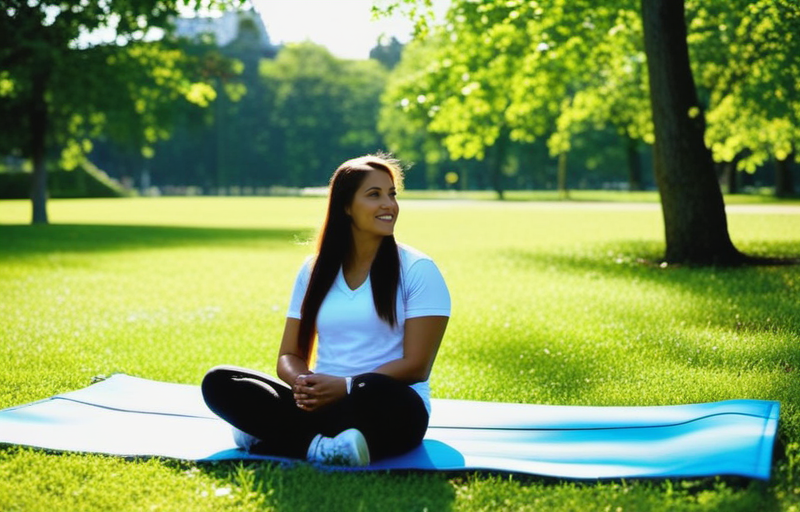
[{"x1": 286, "y1": 244, "x2": 451, "y2": 413}]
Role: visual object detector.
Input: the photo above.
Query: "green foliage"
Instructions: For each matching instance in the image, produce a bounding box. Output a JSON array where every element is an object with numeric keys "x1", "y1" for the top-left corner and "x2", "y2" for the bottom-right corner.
[
  {"x1": 692, "y1": 0, "x2": 800, "y2": 172},
  {"x1": 55, "y1": 40, "x2": 234, "y2": 164},
  {"x1": 0, "y1": 0, "x2": 245, "y2": 223},
  {"x1": 0, "y1": 0, "x2": 242, "y2": 160},
  {"x1": 259, "y1": 42, "x2": 388, "y2": 186},
  {"x1": 137, "y1": 31, "x2": 266, "y2": 191},
  {"x1": 382, "y1": 1, "x2": 648, "y2": 159},
  {"x1": 382, "y1": 0, "x2": 800, "y2": 193},
  {"x1": 545, "y1": 7, "x2": 653, "y2": 155},
  {"x1": 0, "y1": 196, "x2": 799, "y2": 511},
  {"x1": 379, "y1": 0, "x2": 657, "y2": 195},
  {"x1": 378, "y1": 36, "x2": 452, "y2": 181},
  {"x1": 137, "y1": 42, "x2": 389, "y2": 191}
]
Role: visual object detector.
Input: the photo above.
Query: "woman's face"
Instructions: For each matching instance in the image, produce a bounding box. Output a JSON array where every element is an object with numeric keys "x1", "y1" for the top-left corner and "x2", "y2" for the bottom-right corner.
[{"x1": 346, "y1": 170, "x2": 398, "y2": 239}]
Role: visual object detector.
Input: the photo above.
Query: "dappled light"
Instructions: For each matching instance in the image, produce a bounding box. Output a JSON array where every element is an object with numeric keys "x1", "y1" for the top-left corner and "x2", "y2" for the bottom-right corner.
[{"x1": 2, "y1": 197, "x2": 799, "y2": 510}]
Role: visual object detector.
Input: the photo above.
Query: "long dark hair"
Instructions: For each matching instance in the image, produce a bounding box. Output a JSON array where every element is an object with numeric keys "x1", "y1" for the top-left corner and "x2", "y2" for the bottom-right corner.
[{"x1": 297, "y1": 154, "x2": 405, "y2": 360}]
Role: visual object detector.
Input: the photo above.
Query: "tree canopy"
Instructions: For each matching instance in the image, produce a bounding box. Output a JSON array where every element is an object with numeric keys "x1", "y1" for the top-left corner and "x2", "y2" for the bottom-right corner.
[
  {"x1": 693, "y1": 0, "x2": 800, "y2": 194},
  {"x1": 0, "y1": 0, "x2": 244, "y2": 223},
  {"x1": 383, "y1": 0, "x2": 798, "y2": 263},
  {"x1": 128, "y1": 40, "x2": 388, "y2": 192},
  {"x1": 382, "y1": 0, "x2": 798, "y2": 191},
  {"x1": 260, "y1": 42, "x2": 388, "y2": 187}
]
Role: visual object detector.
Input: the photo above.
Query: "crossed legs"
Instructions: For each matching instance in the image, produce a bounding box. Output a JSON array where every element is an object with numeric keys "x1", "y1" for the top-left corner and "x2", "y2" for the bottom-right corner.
[{"x1": 201, "y1": 365, "x2": 429, "y2": 461}]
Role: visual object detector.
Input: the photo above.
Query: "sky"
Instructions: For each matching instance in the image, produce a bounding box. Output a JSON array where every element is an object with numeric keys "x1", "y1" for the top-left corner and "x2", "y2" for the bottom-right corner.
[
  {"x1": 249, "y1": 0, "x2": 443, "y2": 59},
  {"x1": 77, "y1": 1, "x2": 446, "y2": 58}
]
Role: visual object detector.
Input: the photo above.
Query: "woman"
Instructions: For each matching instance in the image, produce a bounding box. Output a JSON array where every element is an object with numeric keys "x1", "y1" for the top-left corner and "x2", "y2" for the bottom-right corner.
[{"x1": 202, "y1": 154, "x2": 450, "y2": 466}]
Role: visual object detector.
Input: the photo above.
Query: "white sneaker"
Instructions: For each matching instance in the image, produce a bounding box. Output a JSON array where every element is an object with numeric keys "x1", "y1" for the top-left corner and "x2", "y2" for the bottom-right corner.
[
  {"x1": 232, "y1": 427, "x2": 259, "y2": 452},
  {"x1": 306, "y1": 428, "x2": 370, "y2": 466}
]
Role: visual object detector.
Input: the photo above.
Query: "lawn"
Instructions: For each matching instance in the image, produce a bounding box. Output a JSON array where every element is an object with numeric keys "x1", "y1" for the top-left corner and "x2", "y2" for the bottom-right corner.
[{"x1": 1, "y1": 196, "x2": 799, "y2": 512}]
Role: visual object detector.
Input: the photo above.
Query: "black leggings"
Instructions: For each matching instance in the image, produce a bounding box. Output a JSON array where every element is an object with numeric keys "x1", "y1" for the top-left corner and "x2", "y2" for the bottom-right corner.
[{"x1": 201, "y1": 365, "x2": 429, "y2": 461}]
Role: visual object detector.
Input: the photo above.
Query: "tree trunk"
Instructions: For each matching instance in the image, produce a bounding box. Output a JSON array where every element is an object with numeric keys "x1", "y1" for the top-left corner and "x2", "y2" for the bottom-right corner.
[
  {"x1": 492, "y1": 127, "x2": 509, "y2": 200},
  {"x1": 722, "y1": 160, "x2": 738, "y2": 194},
  {"x1": 775, "y1": 149, "x2": 796, "y2": 198},
  {"x1": 215, "y1": 78, "x2": 226, "y2": 193},
  {"x1": 30, "y1": 69, "x2": 49, "y2": 225},
  {"x1": 625, "y1": 134, "x2": 643, "y2": 191},
  {"x1": 557, "y1": 152, "x2": 569, "y2": 199},
  {"x1": 641, "y1": 0, "x2": 743, "y2": 265},
  {"x1": 460, "y1": 163, "x2": 469, "y2": 191}
]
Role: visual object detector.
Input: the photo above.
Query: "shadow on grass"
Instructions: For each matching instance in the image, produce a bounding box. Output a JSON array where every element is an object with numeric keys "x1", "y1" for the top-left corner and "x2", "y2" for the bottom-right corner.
[
  {"x1": 192, "y1": 456, "x2": 789, "y2": 512},
  {"x1": 503, "y1": 239, "x2": 800, "y2": 333},
  {"x1": 498, "y1": 239, "x2": 800, "y2": 420},
  {"x1": 200, "y1": 460, "x2": 457, "y2": 512},
  {"x1": 0, "y1": 224, "x2": 313, "y2": 259}
]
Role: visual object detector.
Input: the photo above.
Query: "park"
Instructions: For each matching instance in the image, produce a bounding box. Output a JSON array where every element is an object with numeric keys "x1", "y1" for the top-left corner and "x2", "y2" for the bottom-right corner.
[
  {"x1": 1, "y1": 195, "x2": 799, "y2": 510},
  {"x1": 2, "y1": 0, "x2": 800, "y2": 511}
]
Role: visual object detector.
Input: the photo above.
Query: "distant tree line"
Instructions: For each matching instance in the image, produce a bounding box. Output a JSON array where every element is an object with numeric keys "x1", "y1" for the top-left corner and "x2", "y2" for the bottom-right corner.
[
  {"x1": 90, "y1": 5, "x2": 793, "y2": 195},
  {"x1": 90, "y1": 24, "x2": 645, "y2": 194},
  {"x1": 88, "y1": 25, "x2": 659, "y2": 195},
  {"x1": 2, "y1": 1, "x2": 798, "y2": 228}
]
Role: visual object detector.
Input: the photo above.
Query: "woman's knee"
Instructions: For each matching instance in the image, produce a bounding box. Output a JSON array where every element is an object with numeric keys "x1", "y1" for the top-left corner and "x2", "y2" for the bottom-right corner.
[{"x1": 201, "y1": 366, "x2": 237, "y2": 412}]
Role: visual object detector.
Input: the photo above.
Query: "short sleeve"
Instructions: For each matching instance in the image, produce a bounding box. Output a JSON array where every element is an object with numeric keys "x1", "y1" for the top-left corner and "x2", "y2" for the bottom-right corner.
[
  {"x1": 403, "y1": 259, "x2": 451, "y2": 318},
  {"x1": 286, "y1": 258, "x2": 313, "y2": 319}
]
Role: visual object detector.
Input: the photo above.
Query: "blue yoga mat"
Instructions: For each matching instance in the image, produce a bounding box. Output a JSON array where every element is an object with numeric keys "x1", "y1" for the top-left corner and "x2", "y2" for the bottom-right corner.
[{"x1": 0, "y1": 374, "x2": 779, "y2": 480}]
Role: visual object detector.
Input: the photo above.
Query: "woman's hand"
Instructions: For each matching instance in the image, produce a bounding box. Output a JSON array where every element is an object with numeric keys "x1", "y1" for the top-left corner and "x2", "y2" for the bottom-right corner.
[{"x1": 292, "y1": 373, "x2": 346, "y2": 412}]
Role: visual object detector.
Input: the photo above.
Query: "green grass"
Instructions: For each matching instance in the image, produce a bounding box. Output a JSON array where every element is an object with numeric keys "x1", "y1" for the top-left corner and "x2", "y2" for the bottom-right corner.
[{"x1": 1, "y1": 196, "x2": 800, "y2": 512}]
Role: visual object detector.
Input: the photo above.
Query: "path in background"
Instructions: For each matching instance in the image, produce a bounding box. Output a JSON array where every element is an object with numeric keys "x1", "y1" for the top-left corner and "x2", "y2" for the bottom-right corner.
[{"x1": 401, "y1": 199, "x2": 800, "y2": 214}]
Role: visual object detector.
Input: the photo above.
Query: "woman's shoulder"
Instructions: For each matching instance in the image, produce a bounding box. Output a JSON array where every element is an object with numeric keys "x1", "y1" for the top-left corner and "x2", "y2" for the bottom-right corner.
[
  {"x1": 397, "y1": 243, "x2": 443, "y2": 278},
  {"x1": 397, "y1": 242, "x2": 434, "y2": 267},
  {"x1": 397, "y1": 242, "x2": 450, "y2": 304},
  {"x1": 295, "y1": 253, "x2": 317, "y2": 278}
]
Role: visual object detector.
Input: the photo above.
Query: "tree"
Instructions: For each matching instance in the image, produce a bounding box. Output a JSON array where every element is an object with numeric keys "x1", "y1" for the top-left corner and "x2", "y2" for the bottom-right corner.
[
  {"x1": 201, "y1": 15, "x2": 270, "y2": 191},
  {"x1": 379, "y1": 35, "x2": 462, "y2": 189},
  {"x1": 692, "y1": 0, "x2": 800, "y2": 197},
  {"x1": 380, "y1": 6, "x2": 544, "y2": 197},
  {"x1": 116, "y1": 41, "x2": 388, "y2": 192},
  {"x1": 389, "y1": 0, "x2": 798, "y2": 264},
  {"x1": 545, "y1": 7, "x2": 652, "y2": 191},
  {"x1": 0, "y1": 0, "x2": 242, "y2": 224},
  {"x1": 641, "y1": 0, "x2": 743, "y2": 264},
  {"x1": 260, "y1": 43, "x2": 388, "y2": 187},
  {"x1": 382, "y1": 1, "x2": 651, "y2": 197},
  {"x1": 90, "y1": 37, "x2": 246, "y2": 193}
]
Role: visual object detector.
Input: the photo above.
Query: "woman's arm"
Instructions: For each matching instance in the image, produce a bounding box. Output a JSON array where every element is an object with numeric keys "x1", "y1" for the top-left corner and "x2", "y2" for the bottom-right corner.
[
  {"x1": 276, "y1": 317, "x2": 312, "y2": 386},
  {"x1": 373, "y1": 315, "x2": 449, "y2": 384},
  {"x1": 288, "y1": 315, "x2": 449, "y2": 411},
  {"x1": 278, "y1": 317, "x2": 349, "y2": 411}
]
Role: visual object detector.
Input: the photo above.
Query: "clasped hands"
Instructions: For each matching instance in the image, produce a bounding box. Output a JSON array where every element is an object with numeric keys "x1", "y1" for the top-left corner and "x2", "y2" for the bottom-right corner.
[{"x1": 292, "y1": 372, "x2": 347, "y2": 411}]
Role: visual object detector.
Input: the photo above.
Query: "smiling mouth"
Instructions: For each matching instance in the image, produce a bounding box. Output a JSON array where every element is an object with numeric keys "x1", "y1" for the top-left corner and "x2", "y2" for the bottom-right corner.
[{"x1": 376, "y1": 215, "x2": 394, "y2": 221}]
